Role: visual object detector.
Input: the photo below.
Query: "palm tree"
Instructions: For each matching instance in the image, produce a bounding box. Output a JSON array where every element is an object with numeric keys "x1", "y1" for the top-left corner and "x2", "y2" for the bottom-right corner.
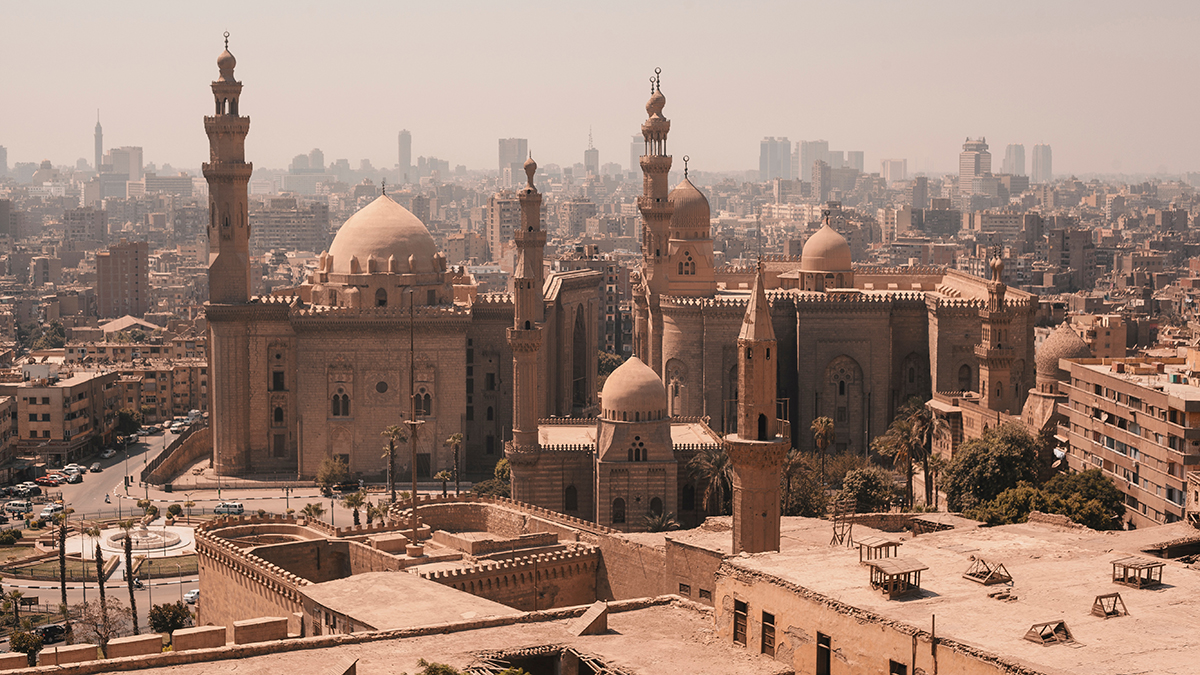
[
  {"x1": 811, "y1": 416, "x2": 835, "y2": 486},
  {"x1": 6, "y1": 589, "x2": 22, "y2": 627},
  {"x1": 780, "y1": 448, "x2": 805, "y2": 516},
  {"x1": 643, "y1": 511, "x2": 679, "y2": 532},
  {"x1": 687, "y1": 445, "x2": 732, "y2": 515},
  {"x1": 906, "y1": 402, "x2": 935, "y2": 507},
  {"x1": 444, "y1": 433, "x2": 463, "y2": 496},
  {"x1": 301, "y1": 503, "x2": 326, "y2": 521},
  {"x1": 433, "y1": 470, "x2": 453, "y2": 497},
  {"x1": 365, "y1": 501, "x2": 386, "y2": 526},
  {"x1": 117, "y1": 520, "x2": 139, "y2": 635},
  {"x1": 341, "y1": 491, "x2": 366, "y2": 526},
  {"x1": 380, "y1": 425, "x2": 408, "y2": 504}
]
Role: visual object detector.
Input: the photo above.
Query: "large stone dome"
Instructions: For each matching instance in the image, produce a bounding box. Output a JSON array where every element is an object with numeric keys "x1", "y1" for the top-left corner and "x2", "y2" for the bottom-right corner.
[
  {"x1": 601, "y1": 357, "x2": 666, "y2": 420},
  {"x1": 669, "y1": 177, "x2": 710, "y2": 232},
  {"x1": 1036, "y1": 323, "x2": 1092, "y2": 380},
  {"x1": 327, "y1": 195, "x2": 439, "y2": 275},
  {"x1": 801, "y1": 223, "x2": 852, "y2": 272}
]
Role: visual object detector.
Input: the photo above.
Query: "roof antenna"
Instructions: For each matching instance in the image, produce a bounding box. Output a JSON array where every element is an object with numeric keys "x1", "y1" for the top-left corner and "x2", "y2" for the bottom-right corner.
[
  {"x1": 683, "y1": 155, "x2": 689, "y2": 179},
  {"x1": 224, "y1": 31, "x2": 229, "y2": 49}
]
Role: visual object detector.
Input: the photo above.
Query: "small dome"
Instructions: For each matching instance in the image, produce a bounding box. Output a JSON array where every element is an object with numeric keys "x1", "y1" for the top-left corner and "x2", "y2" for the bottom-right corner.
[
  {"x1": 601, "y1": 357, "x2": 666, "y2": 418},
  {"x1": 646, "y1": 88, "x2": 666, "y2": 117},
  {"x1": 523, "y1": 155, "x2": 537, "y2": 187},
  {"x1": 1036, "y1": 323, "x2": 1092, "y2": 380},
  {"x1": 801, "y1": 223, "x2": 852, "y2": 273},
  {"x1": 327, "y1": 195, "x2": 439, "y2": 275},
  {"x1": 669, "y1": 177, "x2": 710, "y2": 233},
  {"x1": 217, "y1": 48, "x2": 236, "y2": 81}
]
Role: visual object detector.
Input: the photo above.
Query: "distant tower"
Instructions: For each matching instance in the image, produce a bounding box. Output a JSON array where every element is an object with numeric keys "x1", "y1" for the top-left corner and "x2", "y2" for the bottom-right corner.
[
  {"x1": 584, "y1": 128, "x2": 599, "y2": 176},
  {"x1": 977, "y1": 253, "x2": 1014, "y2": 413},
  {"x1": 1002, "y1": 144, "x2": 1025, "y2": 176},
  {"x1": 203, "y1": 33, "x2": 254, "y2": 477},
  {"x1": 94, "y1": 112, "x2": 103, "y2": 173},
  {"x1": 506, "y1": 156, "x2": 547, "y2": 500},
  {"x1": 634, "y1": 68, "x2": 673, "y2": 375},
  {"x1": 958, "y1": 137, "x2": 991, "y2": 194},
  {"x1": 726, "y1": 268, "x2": 788, "y2": 554},
  {"x1": 398, "y1": 130, "x2": 412, "y2": 183},
  {"x1": 203, "y1": 32, "x2": 253, "y2": 304},
  {"x1": 1032, "y1": 144, "x2": 1053, "y2": 184}
]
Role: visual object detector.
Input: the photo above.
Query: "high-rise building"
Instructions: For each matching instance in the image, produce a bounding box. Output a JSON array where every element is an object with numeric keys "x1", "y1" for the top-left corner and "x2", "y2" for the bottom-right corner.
[
  {"x1": 307, "y1": 148, "x2": 324, "y2": 172},
  {"x1": 799, "y1": 140, "x2": 828, "y2": 181},
  {"x1": 811, "y1": 160, "x2": 830, "y2": 202},
  {"x1": 397, "y1": 130, "x2": 411, "y2": 183},
  {"x1": 94, "y1": 114, "x2": 103, "y2": 174},
  {"x1": 880, "y1": 159, "x2": 907, "y2": 185},
  {"x1": 249, "y1": 196, "x2": 330, "y2": 254},
  {"x1": 630, "y1": 135, "x2": 641, "y2": 173},
  {"x1": 1002, "y1": 144, "x2": 1025, "y2": 176},
  {"x1": 96, "y1": 238, "x2": 149, "y2": 317},
  {"x1": 910, "y1": 176, "x2": 929, "y2": 210},
  {"x1": 107, "y1": 146, "x2": 144, "y2": 182},
  {"x1": 498, "y1": 138, "x2": 527, "y2": 184},
  {"x1": 958, "y1": 138, "x2": 991, "y2": 194},
  {"x1": 62, "y1": 207, "x2": 107, "y2": 249},
  {"x1": 758, "y1": 137, "x2": 791, "y2": 181},
  {"x1": 1032, "y1": 144, "x2": 1053, "y2": 183},
  {"x1": 0, "y1": 145, "x2": 7, "y2": 177},
  {"x1": 487, "y1": 191, "x2": 520, "y2": 264},
  {"x1": 584, "y1": 130, "x2": 599, "y2": 176},
  {"x1": 845, "y1": 151, "x2": 864, "y2": 173}
]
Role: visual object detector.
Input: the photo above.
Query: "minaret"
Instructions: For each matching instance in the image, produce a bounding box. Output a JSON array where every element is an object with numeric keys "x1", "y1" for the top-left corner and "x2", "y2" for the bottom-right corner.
[
  {"x1": 94, "y1": 112, "x2": 103, "y2": 174},
  {"x1": 726, "y1": 268, "x2": 789, "y2": 554},
  {"x1": 635, "y1": 68, "x2": 673, "y2": 375},
  {"x1": 505, "y1": 156, "x2": 545, "y2": 501},
  {"x1": 977, "y1": 252, "x2": 1014, "y2": 412},
  {"x1": 204, "y1": 31, "x2": 253, "y2": 305}
]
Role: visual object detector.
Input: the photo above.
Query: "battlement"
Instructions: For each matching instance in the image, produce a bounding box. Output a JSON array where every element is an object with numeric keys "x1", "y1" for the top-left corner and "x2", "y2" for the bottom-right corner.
[
  {"x1": 854, "y1": 264, "x2": 947, "y2": 276},
  {"x1": 385, "y1": 494, "x2": 618, "y2": 536},
  {"x1": 415, "y1": 545, "x2": 598, "y2": 583},
  {"x1": 291, "y1": 303, "x2": 470, "y2": 319}
]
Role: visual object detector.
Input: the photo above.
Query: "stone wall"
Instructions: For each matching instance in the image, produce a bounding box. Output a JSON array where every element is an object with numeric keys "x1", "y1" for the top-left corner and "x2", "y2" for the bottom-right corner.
[
  {"x1": 589, "y1": 534, "x2": 667, "y2": 601},
  {"x1": 250, "y1": 540, "x2": 352, "y2": 584},
  {"x1": 195, "y1": 519, "x2": 308, "y2": 636},
  {"x1": 417, "y1": 546, "x2": 597, "y2": 611},
  {"x1": 664, "y1": 537, "x2": 724, "y2": 606},
  {"x1": 147, "y1": 426, "x2": 212, "y2": 485}
]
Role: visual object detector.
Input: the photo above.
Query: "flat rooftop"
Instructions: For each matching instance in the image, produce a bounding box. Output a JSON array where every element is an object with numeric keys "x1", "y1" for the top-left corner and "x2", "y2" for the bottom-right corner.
[
  {"x1": 1074, "y1": 358, "x2": 1200, "y2": 401},
  {"x1": 301, "y1": 571, "x2": 520, "y2": 631},
  {"x1": 126, "y1": 603, "x2": 789, "y2": 675},
  {"x1": 727, "y1": 517, "x2": 1200, "y2": 675},
  {"x1": 539, "y1": 420, "x2": 720, "y2": 448}
]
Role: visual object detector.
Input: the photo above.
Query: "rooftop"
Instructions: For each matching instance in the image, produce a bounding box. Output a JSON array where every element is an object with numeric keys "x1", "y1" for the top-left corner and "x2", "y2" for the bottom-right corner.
[
  {"x1": 538, "y1": 420, "x2": 720, "y2": 448},
  {"x1": 301, "y1": 571, "x2": 519, "y2": 631},
  {"x1": 725, "y1": 517, "x2": 1200, "y2": 675}
]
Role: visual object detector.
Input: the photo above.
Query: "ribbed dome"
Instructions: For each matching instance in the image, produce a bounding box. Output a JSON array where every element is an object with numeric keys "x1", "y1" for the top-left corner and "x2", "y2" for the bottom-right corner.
[
  {"x1": 801, "y1": 223, "x2": 852, "y2": 272},
  {"x1": 327, "y1": 195, "x2": 438, "y2": 275},
  {"x1": 1037, "y1": 323, "x2": 1092, "y2": 380},
  {"x1": 669, "y1": 177, "x2": 709, "y2": 232},
  {"x1": 601, "y1": 357, "x2": 666, "y2": 417}
]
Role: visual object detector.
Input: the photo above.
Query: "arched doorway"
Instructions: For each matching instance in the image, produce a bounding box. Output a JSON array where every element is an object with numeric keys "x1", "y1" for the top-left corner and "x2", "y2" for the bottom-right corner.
[{"x1": 822, "y1": 355, "x2": 864, "y2": 453}]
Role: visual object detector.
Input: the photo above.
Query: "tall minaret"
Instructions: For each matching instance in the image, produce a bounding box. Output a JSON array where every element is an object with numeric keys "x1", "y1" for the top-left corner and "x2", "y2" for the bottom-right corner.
[
  {"x1": 635, "y1": 68, "x2": 672, "y2": 375},
  {"x1": 977, "y1": 252, "x2": 1014, "y2": 412},
  {"x1": 94, "y1": 112, "x2": 103, "y2": 174},
  {"x1": 204, "y1": 31, "x2": 253, "y2": 305},
  {"x1": 505, "y1": 156, "x2": 545, "y2": 501},
  {"x1": 726, "y1": 268, "x2": 788, "y2": 554}
]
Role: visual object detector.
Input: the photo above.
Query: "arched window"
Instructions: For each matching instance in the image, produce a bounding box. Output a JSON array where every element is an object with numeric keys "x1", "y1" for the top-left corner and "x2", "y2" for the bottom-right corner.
[
  {"x1": 996, "y1": 382, "x2": 1003, "y2": 398},
  {"x1": 331, "y1": 395, "x2": 340, "y2": 417},
  {"x1": 908, "y1": 368, "x2": 916, "y2": 383},
  {"x1": 839, "y1": 380, "x2": 846, "y2": 396},
  {"x1": 564, "y1": 485, "x2": 578, "y2": 511},
  {"x1": 422, "y1": 393, "x2": 432, "y2": 416},
  {"x1": 958, "y1": 364, "x2": 972, "y2": 391},
  {"x1": 612, "y1": 498, "x2": 626, "y2": 524},
  {"x1": 375, "y1": 288, "x2": 387, "y2": 307},
  {"x1": 628, "y1": 448, "x2": 634, "y2": 462},
  {"x1": 758, "y1": 413, "x2": 768, "y2": 441},
  {"x1": 681, "y1": 484, "x2": 695, "y2": 511},
  {"x1": 332, "y1": 390, "x2": 350, "y2": 417},
  {"x1": 678, "y1": 262, "x2": 684, "y2": 275},
  {"x1": 273, "y1": 407, "x2": 284, "y2": 425},
  {"x1": 524, "y1": 320, "x2": 531, "y2": 330},
  {"x1": 486, "y1": 406, "x2": 494, "y2": 421},
  {"x1": 649, "y1": 497, "x2": 663, "y2": 517}
]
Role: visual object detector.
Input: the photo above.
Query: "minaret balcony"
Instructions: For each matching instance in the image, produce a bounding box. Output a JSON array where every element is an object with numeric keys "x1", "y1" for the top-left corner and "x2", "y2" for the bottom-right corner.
[
  {"x1": 974, "y1": 344, "x2": 1015, "y2": 362},
  {"x1": 506, "y1": 326, "x2": 543, "y2": 352}
]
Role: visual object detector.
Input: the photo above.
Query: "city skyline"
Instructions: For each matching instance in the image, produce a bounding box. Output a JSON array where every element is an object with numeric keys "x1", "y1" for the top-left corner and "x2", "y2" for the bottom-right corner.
[{"x1": 3, "y1": 1, "x2": 1198, "y2": 176}]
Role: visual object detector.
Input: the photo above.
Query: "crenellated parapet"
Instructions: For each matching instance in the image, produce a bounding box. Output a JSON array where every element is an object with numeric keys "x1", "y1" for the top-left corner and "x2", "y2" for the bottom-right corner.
[
  {"x1": 415, "y1": 545, "x2": 598, "y2": 587},
  {"x1": 854, "y1": 264, "x2": 948, "y2": 275},
  {"x1": 384, "y1": 493, "x2": 619, "y2": 536},
  {"x1": 195, "y1": 516, "x2": 310, "y2": 604}
]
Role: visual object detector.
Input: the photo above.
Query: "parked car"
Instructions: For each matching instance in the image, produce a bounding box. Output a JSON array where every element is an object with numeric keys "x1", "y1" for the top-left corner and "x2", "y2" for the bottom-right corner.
[
  {"x1": 334, "y1": 480, "x2": 360, "y2": 493},
  {"x1": 213, "y1": 502, "x2": 244, "y2": 515},
  {"x1": 33, "y1": 476, "x2": 60, "y2": 487},
  {"x1": 34, "y1": 625, "x2": 65, "y2": 644},
  {"x1": 65, "y1": 473, "x2": 82, "y2": 484},
  {"x1": 184, "y1": 589, "x2": 199, "y2": 604},
  {"x1": 17, "y1": 485, "x2": 42, "y2": 498},
  {"x1": 101, "y1": 448, "x2": 117, "y2": 459},
  {"x1": 90, "y1": 462, "x2": 102, "y2": 472}
]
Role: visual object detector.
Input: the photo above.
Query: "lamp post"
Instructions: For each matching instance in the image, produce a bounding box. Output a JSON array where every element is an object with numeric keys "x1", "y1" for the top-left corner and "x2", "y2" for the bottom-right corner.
[
  {"x1": 146, "y1": 560, "x2": 153, "y2": 609},
  {"x1": 176, "y1": 564, "x2": 183, "y2": 604}
]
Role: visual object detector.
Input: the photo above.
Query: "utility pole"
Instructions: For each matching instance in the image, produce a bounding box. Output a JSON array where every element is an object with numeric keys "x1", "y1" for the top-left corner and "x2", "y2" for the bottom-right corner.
[{"x1": 405, "y1": 290, "x2": 425, "y2": 556}]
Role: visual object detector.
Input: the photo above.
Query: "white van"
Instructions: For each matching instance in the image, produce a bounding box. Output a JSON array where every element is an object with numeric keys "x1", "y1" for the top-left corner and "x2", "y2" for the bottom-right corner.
[
  {"x1": 213, "y1": 502, "x2": 244, "y2": 515},
  {"x1": 4, "y1": 501, "x2": 32, "y2": 515},
  {"x1": 39, "y1": 504, "x2": 63, "y2": 519}
]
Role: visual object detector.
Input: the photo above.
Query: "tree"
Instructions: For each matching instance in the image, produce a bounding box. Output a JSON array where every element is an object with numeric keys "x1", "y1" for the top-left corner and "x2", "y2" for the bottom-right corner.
[
  {"x1": 365, "y1": 500, "x2": 386, "y2": 525},
  {"x1": 316, "y1": 456, "x2": 350, "y2": 496},
  {"x1": 470, "y1": 459, "x2": 512, "y2": 498},
  {"x1": 184, "y1": 499, "x2": 196, "y2": 524},
  {"x1": 687, "y1": 445, "x2": 732, "y2": 515},
  {"x1": 872, "y1": 415, "x2": 915, "y2": 508},
  {"x1": 117, "y1": 520, "x2": 139, "y2": 635},
  {"x1": 53, "y1": 508, "x2": 75, "y2": 634},
  {"x1": 811, "y1": 416, "x2": 835, "y2": 485},
  {"x1": 116, "y1": 409, "x2": 144, "y2": 435},
  {"x1": 1043, "y1": 469, "x2": 1125, "y2": 528},
  {"x1": 30, "y1": 320, "x2": 66, "y2": 351},
  {"x1": 905, "y1": 400, "x2": 936, "y2": 507},
  {"x1": 301, "y1": 503, "x2": 326, "y2": 521},
  {"x1": 5, "y1": 589, "x2": 22, "y2": 627},
  {"x1": 780, "y1": 451, "x2": 829, "y2": 517},
  {"x1": 9, "y1": 625, "x2": 42, "y2": 667},
  {"x1": 381, "y1": 425, "x2": 408, "y2": 504},
  {"x1": 94, "y1": 541, "x2": 107, "y2": 636},
  {"x1": 433, "y1": 470, "x2": 453, "y2": 498},
  {"x1": 147, "y1": 601, "x2": 193, "y2": 636},
  {"x1": 167, "y1": 504, "x2": 183, "y2": 519},
  {"x1": 443, "y1": 433, "x2": 463, "y2": 496},
  {"x1": 341, "y1": 491, "x2": 366, "y2": 526},
  {"x1": 643, "y1": 511, "x2": 679, "y2": 532},
  {"x1": 839, "y1": 466, "x2": 898, "y2": 513},
  {"x1": 941, "y1": 423, "x2": 1041, "y2": 512},
  {"x1": 598, "y1": 351, "x2": 624, "y2": 378},
  {"x1": 72, "y1": 599, "x2": 133, "y2": 655}
]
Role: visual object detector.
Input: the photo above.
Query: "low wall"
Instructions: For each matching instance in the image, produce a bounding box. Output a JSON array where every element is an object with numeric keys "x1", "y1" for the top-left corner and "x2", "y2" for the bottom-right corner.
[
  {"x1": 173, "y1": 625, "x2": 227, "y2": 651},
  {"x1": 106, "y1": 633, "x2": 163, "y2": 659},
  {"x1": 147, "y1": 426, "x2": 211, "y2": 485},
  {"x1": 664, "y1": 537, "x2": 724, "y2": 606},
  {"x1": 0, "y1": 652, "x2": 28, "y2": 670},
  {"x1": 417, "y1": 546, "x2": 598, "y2": 611},
  {"x1": 233, "y1": 617, "x2": 288, "y2": 645},
  {"x1": 39, "y1": 644, "x2": 99, "y2": 666},
  {"x1": 431, "y1": 530, "x2": 557, "y2": 556}
]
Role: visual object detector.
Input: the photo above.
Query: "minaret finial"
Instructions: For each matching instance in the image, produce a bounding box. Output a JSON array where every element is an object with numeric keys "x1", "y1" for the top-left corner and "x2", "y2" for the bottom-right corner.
[
  {"x1": 683, "y1": 155, "x2": 689, "y2": 179},
  {"x1": 655, "y1": 67, "x2": 661, "y2": 91},
  {"x1": 224, "y1": 31, "x2": 229, "y2": 49},
  {"x1": 381, "y1": 178, "x2": 386, "y2": 196}
]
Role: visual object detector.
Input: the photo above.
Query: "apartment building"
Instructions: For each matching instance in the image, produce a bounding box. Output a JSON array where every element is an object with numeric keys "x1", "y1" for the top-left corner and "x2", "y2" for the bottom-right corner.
[
  {"x1": 0, "y1": 365, "x2": 120, "y2": 465},
  {"x1": 1060, "y1": 355, "x2": 1200, "y2": 528}
]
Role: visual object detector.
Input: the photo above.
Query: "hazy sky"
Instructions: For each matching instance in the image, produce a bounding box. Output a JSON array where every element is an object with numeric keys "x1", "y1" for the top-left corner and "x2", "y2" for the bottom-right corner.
[{"x1": 4, "y1": 1, "x2": 1199, "y2": 176}]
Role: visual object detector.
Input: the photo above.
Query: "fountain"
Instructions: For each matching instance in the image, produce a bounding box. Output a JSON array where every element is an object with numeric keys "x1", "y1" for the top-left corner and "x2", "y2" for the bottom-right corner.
[{"x1": 107, "y1": 523, "x2": 182, "y2": 551}]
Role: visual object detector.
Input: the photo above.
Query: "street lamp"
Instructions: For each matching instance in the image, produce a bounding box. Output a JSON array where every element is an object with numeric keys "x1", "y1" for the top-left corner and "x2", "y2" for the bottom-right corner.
[
  {"x1": 176, "y1": 564, "x2": 183, "y2": 604},
  {"x1": 146, "y1": 560, "x2": 153, "y2": 609}
]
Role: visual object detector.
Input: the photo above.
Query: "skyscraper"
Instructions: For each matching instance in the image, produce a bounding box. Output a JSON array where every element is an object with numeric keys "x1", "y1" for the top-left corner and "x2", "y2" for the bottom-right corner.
[
  {"x1": 584, "y1": 129, "x2": 599, "y2": 176},
  {"x1": 397, "y1": 130, "x2": 411, "y2": 183},
  {"x1": 0, "y1": 146, "x2": 6, "y2": 177},
  {"x1": 1032, "y1": 144, "x2": 1053, "y2": 183},
  {"x1": 94, "y1": 114, "x2": 103, "y2": 173},
  {"x1": 799, "y1": 140, "x2": 829, "y2": 181},
  {"x1": 107, "y1": 146, "x2": 144, "y2": 181},
  {"x1": 811, "y1": 160, "x2": 830, "y2": 201},
  {"x1": 1002, "y1": 144, "x2": 1025, "y2": 176},
  {"x1": 910, "y1": 176, "x2": 929, "y2": 210},
  {"x1": 758, "y1": 137, "x2": 791, "y2": 181},
  {"x1": 498, "y1": 138, "x2": 527, "y2": 183},
  {"x1": 880, "y1": 159, "x2": 907, "y2": 185},
  {"x1": 846, "y1": 151, "x2": 864, "y2": 173},
  {"x1": 958, "y1": 137, "x2": 991, "y2": 194}
]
